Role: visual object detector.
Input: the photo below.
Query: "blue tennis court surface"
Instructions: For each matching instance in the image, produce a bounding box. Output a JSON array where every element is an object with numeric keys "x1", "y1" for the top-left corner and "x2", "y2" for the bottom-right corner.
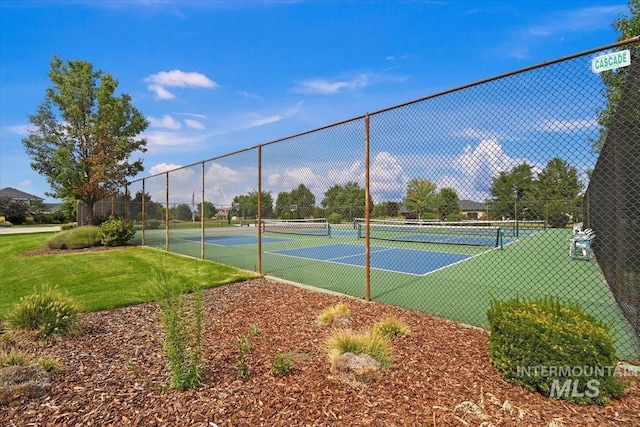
[
  {"x1": 268, "y1": 243, "x2": 472, "y2": 276},
  {"x1": 180, "y1": 234, "x2": 289, "y2": 246}
]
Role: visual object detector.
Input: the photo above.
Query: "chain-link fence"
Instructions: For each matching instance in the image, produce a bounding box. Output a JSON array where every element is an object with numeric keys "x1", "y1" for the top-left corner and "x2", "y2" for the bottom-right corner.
[
  {"x1": 91, "y1": 38, "x2": 640, "y2": 361},
  {"x1": 584, "y1": 43, "x2": 640, "y2": 352}
]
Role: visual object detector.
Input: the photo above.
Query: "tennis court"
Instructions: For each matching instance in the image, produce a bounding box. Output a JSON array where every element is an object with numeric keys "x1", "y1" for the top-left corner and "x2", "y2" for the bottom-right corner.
[
  {"x1": 268, "y1": 243, "x2": 474, "y2": 276},
  {"x1": 180, "y1": 234, "x2": 289, "y2": 246}
]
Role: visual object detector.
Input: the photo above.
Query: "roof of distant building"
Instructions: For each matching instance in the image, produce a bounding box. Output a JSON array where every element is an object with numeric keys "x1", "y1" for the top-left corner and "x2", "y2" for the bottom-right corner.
[{"x1": 0, "y1": 187, "x2": 43, "y2": 201}]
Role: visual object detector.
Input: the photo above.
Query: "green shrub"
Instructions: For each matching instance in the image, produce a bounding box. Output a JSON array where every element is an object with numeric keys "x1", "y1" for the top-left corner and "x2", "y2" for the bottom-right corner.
[
  {"x1": 100, "y1": 216, "x2": 135, "y2": 246},
  {"x1": 327, "y1": 212, "x2": 343, "y2": 224},
  {"x1": 549, "y1": 213, "x2": 570, "y2": 229},
  {"x1": 147, "y1": 219, "x2": 161, "y2": 229},
  {"x1": 0, "y1": 221, "x2": 13, "y2": 227},
  {"x1": 60, "y1": 222, "x2": 77, "y2": 231},
  {"x1": 5, "y1": 285, "x2": 81, "y2": 340},
  {"x1": 46, "y1": 226, "x2": 102, "y2": 249},
  {"x1": 487, "y1": 296, "x2": 627, "y2": 405}
]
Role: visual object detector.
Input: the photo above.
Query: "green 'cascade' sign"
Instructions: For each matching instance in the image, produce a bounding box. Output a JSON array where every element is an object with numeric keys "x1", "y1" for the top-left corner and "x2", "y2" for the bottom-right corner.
[{"x1": 591, "y1": 50, "x2": 631, "y2": 73}]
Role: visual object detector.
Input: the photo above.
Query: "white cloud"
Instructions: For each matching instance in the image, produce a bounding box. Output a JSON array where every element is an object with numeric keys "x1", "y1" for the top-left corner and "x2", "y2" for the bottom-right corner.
[
  {"x1": 247, "y1": 114, "x2": 282, "y2": 128},
  {"x1": 8, "y1": 124, "x2": 35, "y2": 135},
  {"x1": 537, "y1": 118, "x2": 598, "y2": 132},
  {"x1": 454, "y1": 138, "x2": 520, "y2": 197},
  {"x1": 144, "y1": 131, "x2": 204, "y2": 149},
  {"x1": 185, "y1": 119, "x2": 205, "y2": 130},
  {"x1": 204, "y1": 162, "x2": 252, "y2": 206},
  {"x1": 148, "y1": 114, "x2": 182, "y2": 130},
  {"x1": 145, "y1": 70, "x2": 219, "y2": 100},
  {"x1": 174, "y1": 112, "x2": 208, "y2": 119},
  {"x1": 19, "y1": 180, "x2": 31, "y2": 186},
  {"x1": 327, "y1": 161, "x2": 362, "y2": 185},
  {"x1": 294, "y1": 74, "x2": 370, "y2": 95},
  {"x1": 369, "y1": 152, "x2": 408, "y2": 203},
  {"x1": 148, "y1": 162, "x2": 183, "y2": 175}
]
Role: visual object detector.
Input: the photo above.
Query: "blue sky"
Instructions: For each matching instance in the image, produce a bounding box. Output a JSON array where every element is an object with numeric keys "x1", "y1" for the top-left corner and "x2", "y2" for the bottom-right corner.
[{"x1": 0, "y1": 0, "x2": 631, "y2": 205}]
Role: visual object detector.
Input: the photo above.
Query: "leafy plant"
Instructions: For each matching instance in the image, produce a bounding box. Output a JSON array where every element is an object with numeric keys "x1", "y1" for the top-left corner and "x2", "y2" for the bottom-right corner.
[
  {"x1": 487, "y1": 296, "x2": 627, "y2": 405},
  {"x1": 100, "y1": 216, "x2": 135, "y2": 246},
  {"x1": 4, "y1": 285, "x2": 81, "y2": 340},
  {"x1": 271, "y1": 352, "x2": 294, "y2": 376},
  {"x1": 237, "y1": 335, "x2": 253, "y2": 355},
  {"x1": 326, "y1": 329, "x2": 393, "y2": 368},
  {"x1": 236, "y1": 355, "x2": 250, "y2": 379},
  {"x1": 60, "y1": 222, "x2": 77, "y2": 231},
  {"x1": 250, "y1": 323, "x2": 261, "y2": 336},
  {"x1": 152, "y1": 266, "x2": 204, "y2": 391}
]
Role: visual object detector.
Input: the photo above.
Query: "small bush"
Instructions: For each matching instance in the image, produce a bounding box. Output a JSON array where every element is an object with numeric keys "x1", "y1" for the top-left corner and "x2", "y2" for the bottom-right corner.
[
  {"x1": 147, "y1": 219, "x2": 161, "y2": 230},
  {"x1": 60, "y1": 222, "x2": 77, "y2": 231},
  {"x1": 327, "y1": 212, "x2": 343, "y2": 224},
  {"x1": 326, "y1": 329, "x2": 393, "y2": 368},
  {"x1": 549, "y1": 213, "x2": 570, "y2": 229},
  {"x1": 317, "y1": 303, "x2": 350, "y2": 327},
  {"x1": 46, "y1": 226, "x2": 101, "y2": 249},
  {"x1": 5, "y1": 285, "x2": 81, "y2": 341},
  {"x1": 271, "y1": 352, "x2": 294, "y2": 376},
  {"x1": 372, "y1": 316, "x2": 411, "y2": 339},
  {"x1": 100, "y1": 216, "x2": 135, "y2": 246},
  {"x1": 487, "y1": 296, "x2": 627, "y2": 405},
  {"x1": 0, "y1": 221, "x2": 13, "y2": 227}
]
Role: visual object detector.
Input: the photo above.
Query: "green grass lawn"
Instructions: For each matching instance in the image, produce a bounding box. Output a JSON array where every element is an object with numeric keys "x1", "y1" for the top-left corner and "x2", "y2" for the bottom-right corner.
[{"x1": 0, "y1": 233, "x2": 260, "y2": 318}]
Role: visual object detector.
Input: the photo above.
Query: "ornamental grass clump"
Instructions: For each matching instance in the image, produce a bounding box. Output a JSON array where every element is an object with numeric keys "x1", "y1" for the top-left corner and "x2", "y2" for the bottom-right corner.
[
  {"x1": 326, "y1": 329, "x2": 393, "y2": 368},
  {"x1": 372, "y1": 316, "x2": 411, "y2": 339},
  {"x1": 487, "y1": 296, "x2": 628, "y2": 405},
  {"x1": 45, "y1": 226, "x2": 102, "y2": 249},
  {"x1": 152, "y1": 267, "x2": 204, "y2": 391},
  {"x1": 317, "y1": 303, "x2": 351, "y2": 327},
  {"x1": 5, "y1": 285, "x2": 81, "y2": 341}
]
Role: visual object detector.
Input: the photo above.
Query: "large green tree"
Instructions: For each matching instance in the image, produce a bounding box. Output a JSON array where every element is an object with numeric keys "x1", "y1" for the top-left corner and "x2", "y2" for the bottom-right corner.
[
  {"x1": 436, "y1": 187, "x2": 461, "y2": 221},
  {"x1": 535, "y1": 157, "x2": 583, "y2": 220},
  {"x1": 232, "y1": 191, "x2": 274, "y2": 219},
  {"x1": 274, "y1": 191, "x2": 293, "y2": 219},
  {"x1": 404, "y1": 178, "x2": 437, "y2": 220},
  {"x1": 593, "y1": 0, "x2": 640, "y2": 152},
  {"x1": 488, "y1": 163, "x2": 536, "y2": 220},
  {"x1": 321, "y1": 181, "x2": 368, "y2": 221},
  {"x1": 290, "y1": 184, "x2": 316, "y2": 218},
  {"x1": 22, "y1": 56, "x2": 148, "y2": 225}
]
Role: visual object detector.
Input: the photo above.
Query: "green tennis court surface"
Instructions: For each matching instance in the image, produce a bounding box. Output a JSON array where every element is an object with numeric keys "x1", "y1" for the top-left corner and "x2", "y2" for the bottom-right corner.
[{"x1": 138, "y1": 225, "x2": 638, "y2": 360}]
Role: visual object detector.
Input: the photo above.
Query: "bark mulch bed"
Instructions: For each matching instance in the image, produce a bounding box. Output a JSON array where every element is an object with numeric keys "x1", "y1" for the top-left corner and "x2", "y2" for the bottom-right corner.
[{"x1": 1, "y1": 278, "x2": 638, "y2": 426}]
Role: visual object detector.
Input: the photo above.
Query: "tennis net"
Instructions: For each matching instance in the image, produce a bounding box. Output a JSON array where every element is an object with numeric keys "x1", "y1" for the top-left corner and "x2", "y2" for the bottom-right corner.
[
  {"x1": 356, "y1": 222, "x2": 503, "y2": 247},
  {"x1": 262, "y1": 218, "x2": 331, "y2": 236}
]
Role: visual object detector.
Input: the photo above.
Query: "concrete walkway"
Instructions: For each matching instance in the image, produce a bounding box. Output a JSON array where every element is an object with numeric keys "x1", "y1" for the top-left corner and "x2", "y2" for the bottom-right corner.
[{"x1": 0, "y1": 225, "x2": 61, "y2": 234}]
